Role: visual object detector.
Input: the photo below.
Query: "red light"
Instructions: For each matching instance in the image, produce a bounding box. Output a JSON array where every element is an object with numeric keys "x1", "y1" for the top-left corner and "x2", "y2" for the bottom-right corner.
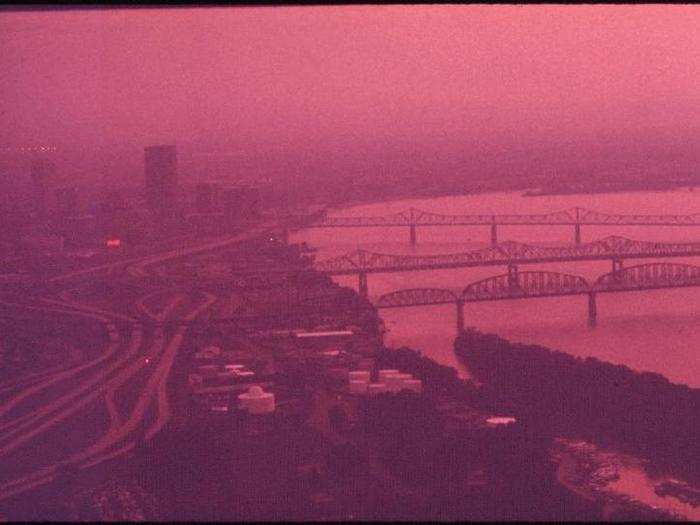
[{"x1": 106, "y1": 239, "x2": 121, "y2": 247}]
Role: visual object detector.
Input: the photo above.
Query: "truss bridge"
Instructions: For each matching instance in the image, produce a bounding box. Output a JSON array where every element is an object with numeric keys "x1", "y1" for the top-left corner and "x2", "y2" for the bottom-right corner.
[
  {"x1": 311, "y1": 206, "x2": 700, "y2": 246},
  {"x1": 314, "y1": 235, "x2": 700, "y2": 298},
  {"x1": 373, "y1": 262, "x2": 700, "y2": 332}
]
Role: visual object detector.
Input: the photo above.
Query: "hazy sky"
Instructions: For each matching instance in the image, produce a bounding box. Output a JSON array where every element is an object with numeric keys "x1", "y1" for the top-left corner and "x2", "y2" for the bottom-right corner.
[{"x1": 2, "y1": 5, "x2": 700, "y2": 183}]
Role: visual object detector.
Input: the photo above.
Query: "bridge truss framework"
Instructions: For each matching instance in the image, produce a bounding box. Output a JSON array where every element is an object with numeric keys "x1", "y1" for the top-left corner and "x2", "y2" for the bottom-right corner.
[
  {"x1": 374, "y1": 262, "x2": 700, "y2": 332},
  {"x1": 310, "y1": 206, "x2": 700, "y2": 246}
]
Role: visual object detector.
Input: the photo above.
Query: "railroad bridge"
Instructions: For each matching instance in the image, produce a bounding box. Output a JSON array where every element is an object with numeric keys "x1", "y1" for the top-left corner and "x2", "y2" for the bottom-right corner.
[{"x1": 374, "y1": 262, "x2": 700, "y2": 332}]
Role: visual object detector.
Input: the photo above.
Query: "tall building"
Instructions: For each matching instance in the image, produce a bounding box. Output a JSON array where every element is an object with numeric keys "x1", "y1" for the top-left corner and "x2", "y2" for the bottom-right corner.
[
  {"x1": 222, "y1": 186, "x2": 261, "y2": 222},
  {"x1": 195, "y1": 182, "x2": 220, "y2": 213},
  {"x1": 55, "y1": 186, "x2": 78, "y2": 217},
  {"x1": 144, "y1": 145, "x2": 177, "y2": 217},
  {"x1": 30, "y1": 157, "x2": 56, "y2": 219}
]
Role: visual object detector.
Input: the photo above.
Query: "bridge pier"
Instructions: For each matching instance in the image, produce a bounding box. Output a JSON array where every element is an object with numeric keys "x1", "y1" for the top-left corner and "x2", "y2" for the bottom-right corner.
[
  {"x1": 588, "y1": 292, "x2": 597, "y2": 328},
  {"x1": 575, "y1": 223, "x2": 581, "y2": 245},
  {"x1": 491, "y1": 223, "x2": 498, "y2": 246},
  {"x1": 358, "y1": 272, "x2": 368, "y2": 299},
  {"x1": 409, "y1": 224, "x2": 417, "y2": 246},
  {"x1": 507, "y1": 264, "x2": 519, "y2": 289},
  {"x1": 456, "y1": 299, "x2": 465, "y2": 335},
  {"x1": 612, "y1": 258, "x2": 624, "y2": 275}
]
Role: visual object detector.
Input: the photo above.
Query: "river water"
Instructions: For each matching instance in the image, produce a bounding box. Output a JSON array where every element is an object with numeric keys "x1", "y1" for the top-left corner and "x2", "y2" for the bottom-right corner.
[
  {"x1": 293, "y1": 189, "x2": 700, "y2": 388},
  {"x1": 293, "y1": 188, "x2": 700, "y2": 519}
]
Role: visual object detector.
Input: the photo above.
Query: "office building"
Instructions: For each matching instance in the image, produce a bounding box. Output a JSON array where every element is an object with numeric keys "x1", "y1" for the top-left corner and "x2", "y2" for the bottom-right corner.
[
  {"x1": 195, "y1": 182, "x2": 220, "y2": 213},
  {"x1": 30, "y1": 157, "x2": 56, "y2": 219},
  {"x1": 144, "y1": 144, "x2": 178, "y2": 217},
  {"x1": 222, "y1": 185, "x2": 261, "y2": 222},
  {"x1": 55, "y1": 186, "x2": 78, "y2": 217}
]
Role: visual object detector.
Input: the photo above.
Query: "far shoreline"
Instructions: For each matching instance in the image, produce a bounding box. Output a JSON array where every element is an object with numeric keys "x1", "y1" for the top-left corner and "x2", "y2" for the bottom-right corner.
[{"x1": 319, "y1": 180, "x2": 698, "y2": 216}]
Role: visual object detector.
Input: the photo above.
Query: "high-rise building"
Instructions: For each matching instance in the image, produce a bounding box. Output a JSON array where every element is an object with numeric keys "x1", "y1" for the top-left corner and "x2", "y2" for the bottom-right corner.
[
  {"x1": 30, "y1": 157, "x2": 56, "y2": 219},
  {"x1": 222, "y1": 186, "x2": 261, "y2": 222},
  {"x1": 144, "y1": 145, "x2": 177, "y2": 217},
  {"x1": 55, "y1": 186, "x2": 78, "y2": 217},
  {"x1": 195, "y1": 182, "x2": 220, "y2": 213}
]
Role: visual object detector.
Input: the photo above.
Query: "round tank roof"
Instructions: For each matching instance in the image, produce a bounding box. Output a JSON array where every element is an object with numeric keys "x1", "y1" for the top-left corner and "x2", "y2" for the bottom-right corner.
[{"x1": 248, "y1": 385, "x2": 264, "y2": 396}]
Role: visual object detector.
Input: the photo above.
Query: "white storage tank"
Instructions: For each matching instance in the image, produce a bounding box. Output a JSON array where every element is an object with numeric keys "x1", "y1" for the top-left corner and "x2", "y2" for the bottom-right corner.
[
  {"x1": 348, "y1": 380, "x2": 369, "y2": 395},
  {"x1": 403, "y1": 379, "x2": 423, "y2": 393},
  {"x1": 367, "y1": 382, "x2": 388, "y2": 396},
  {"x1": 378, "y1": 369, "x2": 400, "y2": 382},
  {"x1": 486, "y1": 416, "x2": 516, "y2": 427},
  {"x1": 238, "y1": 385, "x2": 275, "y2": 414},
  {"x1": 348, "y1": 370, "x2": 371, "y2": 382},
  {"x1": 383, "y1": 374, "x2": 405, "y2": 393},
  {"x1": 396, "y1": 373, "x2": 413, "y2": 391}
]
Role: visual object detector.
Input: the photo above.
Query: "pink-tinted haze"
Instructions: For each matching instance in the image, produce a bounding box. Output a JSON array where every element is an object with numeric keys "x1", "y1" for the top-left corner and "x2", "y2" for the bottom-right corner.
[{"x1": 2, "y1": 5, "x2": 700, "y2": 181}]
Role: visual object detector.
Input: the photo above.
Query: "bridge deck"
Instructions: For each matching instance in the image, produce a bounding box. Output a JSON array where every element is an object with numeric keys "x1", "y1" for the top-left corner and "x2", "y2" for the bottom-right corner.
[
  {"x1": 374, "y1": 263, "x2": 700, "y2": 308},
  {"x1": 314, "y1": 236, "x2": 700, "y2": 275},
  {"x1": 311, "y1": 206, "x2": 700, "y2": 227}
]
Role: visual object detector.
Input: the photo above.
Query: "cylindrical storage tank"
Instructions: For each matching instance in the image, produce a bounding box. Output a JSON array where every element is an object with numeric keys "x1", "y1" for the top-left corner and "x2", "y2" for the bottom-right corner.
[
  {"x1": 485, "y1": 416, "x2": 516, "y2": 427},
  {"x1": 367, "y1": 383, "x2": 387, "y2": 396},
  {"x1": 247, "y1": 393, "x2": 275, "y2": 414},
  {"x1": 238, "y1": 395, "x2": 252, "y2": 411},
  {"x1": 349, "y1": 370, "x2": 371, "y2": 382},
  {"x1": 396, "y1": 373, "x2": 413, "y2": 390},
  {"x1": 238, "y1": 385, "x2": 275, "y2": 414},
  {"x1": 348, "y1": 380, "x2": 369, "y2": 395},
  {"x1": 383, "y1": 374, "x2": 404, "y2": 393},
  {"x1": 378, "y1": 369, "x2": 400, "y2": 382},
  {"x1": 403, "y1": 379, "x2": 423, "y2": 393}
]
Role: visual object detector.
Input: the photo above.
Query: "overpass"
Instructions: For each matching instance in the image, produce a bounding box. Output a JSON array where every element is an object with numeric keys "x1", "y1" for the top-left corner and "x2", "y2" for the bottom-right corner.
[
  {"x1": 374, "y1": 262, "x2": 700, "y2": 332},
  {"x1": 313, "y1": 235, "x2": 700, "y2": 298},
  {"x1": 310, "y1": 206, "x2": 700, "y2": 246}
]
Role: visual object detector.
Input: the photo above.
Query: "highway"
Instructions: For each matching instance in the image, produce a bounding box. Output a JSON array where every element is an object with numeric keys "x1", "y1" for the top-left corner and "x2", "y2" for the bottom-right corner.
[{"x1": 0, "y1": 223, "x2": 274, "y2": 506}]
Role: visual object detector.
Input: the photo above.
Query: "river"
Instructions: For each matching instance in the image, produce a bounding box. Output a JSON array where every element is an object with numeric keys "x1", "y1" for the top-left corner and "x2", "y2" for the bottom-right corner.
[{"x1": 293, "y1": 189, "x2": 700, "y2": 388}]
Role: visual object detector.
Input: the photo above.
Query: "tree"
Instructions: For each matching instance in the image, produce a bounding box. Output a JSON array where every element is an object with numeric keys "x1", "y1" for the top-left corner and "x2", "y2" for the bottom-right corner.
[{"x1": 325, "y1": 441, "x2": 367, "y2": 481}]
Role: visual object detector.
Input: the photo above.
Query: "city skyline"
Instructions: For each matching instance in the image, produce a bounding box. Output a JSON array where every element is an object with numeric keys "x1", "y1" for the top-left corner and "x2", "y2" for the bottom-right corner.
[{"x1": 2, "y1": 5, "x2": 700, "y2": 187}]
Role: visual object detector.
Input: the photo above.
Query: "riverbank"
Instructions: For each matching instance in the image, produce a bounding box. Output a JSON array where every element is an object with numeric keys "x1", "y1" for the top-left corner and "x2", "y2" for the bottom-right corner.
[
  {"x1": 321, "y1": 177, "x2": 699, "y2": 215},
  {"x1": 524, "y1": 179, "x2": 698, "y2": 197},
  {"x1": 455, "y1": 327, "x2": 700, "y2": 519}
]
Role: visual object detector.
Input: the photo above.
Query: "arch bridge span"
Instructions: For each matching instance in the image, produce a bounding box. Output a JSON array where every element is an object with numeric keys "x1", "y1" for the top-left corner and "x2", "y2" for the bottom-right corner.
[
  {"x1": 593, "y1": 262, "x2": 700, "y2": 291},
  {"x1": 462, "y1": 270, "x2": 590, "y2": 302},
  {"x1": 375, "y1": 263, "x2": 700, "y2": 333}
]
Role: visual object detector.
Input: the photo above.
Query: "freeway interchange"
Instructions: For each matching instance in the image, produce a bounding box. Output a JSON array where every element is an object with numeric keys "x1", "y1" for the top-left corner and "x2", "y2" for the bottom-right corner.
[{"x1": 0, "y1": 223, "x2": 277, "y2": 508}]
